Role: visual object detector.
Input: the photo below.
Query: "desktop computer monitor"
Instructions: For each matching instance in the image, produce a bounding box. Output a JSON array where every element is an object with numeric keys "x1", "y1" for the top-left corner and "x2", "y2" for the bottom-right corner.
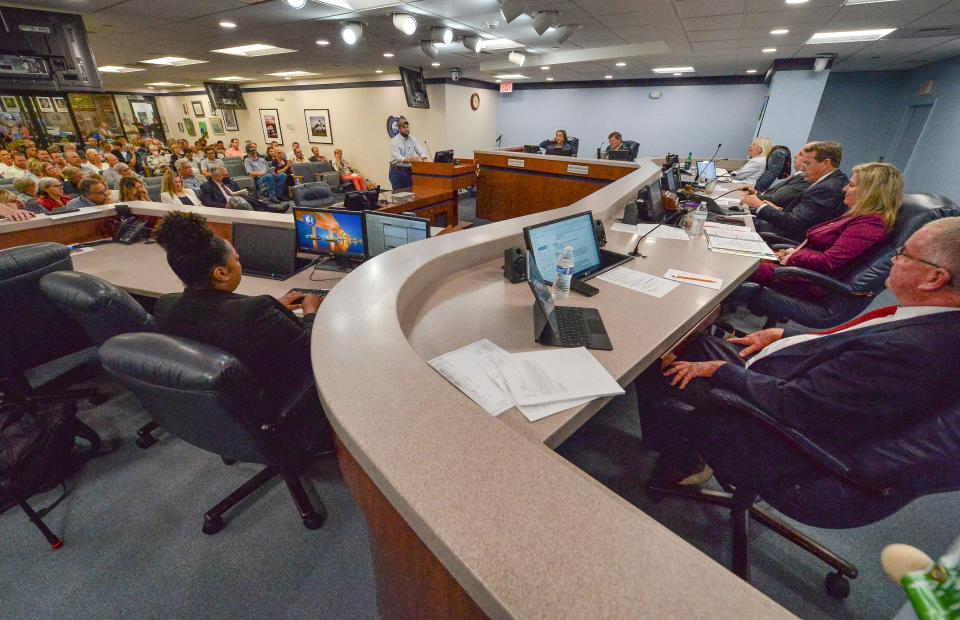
[
  {"x1": 523, "y1": 144, "x2": 541, "y2": 154},
  {"x1": 433, "y1": 149, "x2": 454, "y2": 163},
  {"x1": 660, "y1": 165, "x2": 681, "y2": 193},
  {"x1": 362, "y1": 211, "x2": 430, "y2": 258},
  {"x1": 607, "y1": 149, "x2": 632, "y2": 162},
  {"x1": 523, "y1": 211, "x2": 603, "y2": 282},
  {"x1": 696, "y1": 160, "x2": 716, "y2": 183},
  {"x1": 545, "y1": 147, "x2": 572, "y2": 157},
  {"x1": 640, "y1": 180, "x2": 666, "y2": 222},
  {"x1": 232, "y1": 223, "x2": 312, "y2": 280},
  {"x1": 293, "y1": 207, "x2": 365, "y2": 259}
]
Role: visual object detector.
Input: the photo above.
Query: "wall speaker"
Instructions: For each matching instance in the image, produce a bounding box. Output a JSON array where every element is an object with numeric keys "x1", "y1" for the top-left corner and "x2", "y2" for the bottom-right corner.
[
  {"x1": 593, "y1": 219, "x2": 606, "y2": 247},
  {"x1": 503, "y1": 247, "x2": 526, "y2": 283},
  {"x1": 622, "y1": 202, "x2": 639, "y2": 225}
]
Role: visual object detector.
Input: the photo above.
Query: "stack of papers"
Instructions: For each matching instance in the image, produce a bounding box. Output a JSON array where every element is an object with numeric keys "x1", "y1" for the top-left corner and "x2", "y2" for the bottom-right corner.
[
  {"x1": 610, "y1": 222, "x2": 690, "y2": 241},
  {"x1": 704, "y1": 223, "x2": 777, "y2": 260},
  {"x1": 428, "y1": 339, "x2": 624, "y2": 422}
]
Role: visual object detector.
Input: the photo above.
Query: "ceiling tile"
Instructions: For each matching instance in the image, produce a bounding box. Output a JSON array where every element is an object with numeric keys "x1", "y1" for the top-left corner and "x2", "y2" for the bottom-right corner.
[
  {"x1": 683, "y1": 14, "x2": 744, "y2": 31},
  {"x1": 675, "y1": 0, "x2": 745, "y2": 19}
]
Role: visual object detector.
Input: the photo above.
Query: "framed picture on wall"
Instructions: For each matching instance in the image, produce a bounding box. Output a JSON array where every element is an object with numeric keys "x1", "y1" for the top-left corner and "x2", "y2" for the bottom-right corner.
[
  {"x1": 183, "y1": 117, "x2": 196, "y2": 137},
  {"x1": 36, "y1": 97, "x2": 54, "y2": 113},
  {"x1": 177, "y1": 122, "x2": 184, "y2": 133},
  {"x1": 223, "y1": 108, "x2": 239, "y2": 132},
  {"x1": 192, "y1": 101, "x2": 205, "y2": 117},
  {"x1": 304, "y1": 109, "x2": 333, "y2": 144},
  {"x1": 53, "y1": 97, "x2": 68, "y2": 113},
  {"x1": 0, "y1": 96, "x2": 16, "y2": 112},
  {"x1": 182, "y1": 103, "x2": 189, "y2": 115},
  {"x1": 209, "y1": 117, "x2": 225, "y2": 135},
  {"x1": 259, "y1": 108, "x2": 282, "y2": 144},
  {"x1": 198, "y1": 121, "x2": 208, "y2": 137}
]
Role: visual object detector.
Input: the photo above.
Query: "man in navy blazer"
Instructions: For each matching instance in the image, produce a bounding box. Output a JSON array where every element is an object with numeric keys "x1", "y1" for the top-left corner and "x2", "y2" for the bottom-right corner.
[
  {"x1": 639, "y1": 217, "x2": 960, "y2": 485},
  {"x1": 742, "y1": 141, "x2": 848, "y2": 241}
]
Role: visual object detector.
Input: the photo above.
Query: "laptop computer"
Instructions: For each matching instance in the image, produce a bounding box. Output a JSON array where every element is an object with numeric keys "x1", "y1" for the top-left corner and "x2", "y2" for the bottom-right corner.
[
  {"x1": 606, "y1": 149, "x2": 632, "y2": 161},
  {"x1": 523, "y1": 211, "x2": 632, "y2": 284},
  {"x1": 232, "y1": 223, "x2": 315, "y2": 280},
  {"x1": 523, "y1": 144, "x2": 541, "y2": 154},
  {"x1": 526, "y1": 251, "x2": 612, "y2": 351}
]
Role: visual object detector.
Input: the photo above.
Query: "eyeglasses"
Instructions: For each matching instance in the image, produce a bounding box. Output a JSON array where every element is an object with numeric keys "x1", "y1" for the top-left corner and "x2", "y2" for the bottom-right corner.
[{"x1": 895, "y1": 245, "x2": 945, "y2": 270}]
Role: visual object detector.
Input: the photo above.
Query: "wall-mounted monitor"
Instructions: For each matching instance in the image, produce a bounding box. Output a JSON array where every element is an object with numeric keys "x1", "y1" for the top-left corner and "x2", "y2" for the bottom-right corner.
[
  {"x1": 399, "y1": 66, "x2": 429, "y2": 109},
  {"x1": 203, "y1": 82, "x2": 247, "y2": 110}
]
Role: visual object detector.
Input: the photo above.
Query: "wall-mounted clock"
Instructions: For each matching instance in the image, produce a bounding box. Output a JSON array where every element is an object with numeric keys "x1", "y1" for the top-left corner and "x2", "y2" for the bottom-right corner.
[{"x1": 470, "y1": 92, "x2": 480, "y2": 110}]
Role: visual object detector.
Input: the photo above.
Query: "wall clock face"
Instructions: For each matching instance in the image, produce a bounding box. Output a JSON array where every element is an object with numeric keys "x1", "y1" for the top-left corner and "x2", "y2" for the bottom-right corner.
[{"x1": 470, "y1": 93, "x2": 480, "y2": 110}]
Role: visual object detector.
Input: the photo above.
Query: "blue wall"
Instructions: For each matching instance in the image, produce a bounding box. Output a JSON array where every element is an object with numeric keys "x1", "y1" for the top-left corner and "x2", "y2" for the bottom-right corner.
[
  {"x1": 759, "y1": 70, "x2": 830, "y2": 156},
  {"x1": 496, "y1": 83, "x2": 769, "y2": 160}
]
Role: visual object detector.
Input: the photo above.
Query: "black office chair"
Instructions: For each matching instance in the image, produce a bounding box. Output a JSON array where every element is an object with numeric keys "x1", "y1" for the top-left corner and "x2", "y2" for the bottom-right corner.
[
  {"x1": 98, "y1": 333, "x2": 328, "y2": 534},
  {"x1": 746, "y1": 194, "x2": 960, "y2": 328},
  {"x1": 647, "y1": 388, "x2": 960, "y2": 599},
  {"x1": 291, "y1": 182, "x2": 336, "y2": 209},
  {"x1": 39, "y1": 270, "x2": 161, "y2": 449},
  {"x1": 0, "y1": 243, "x2": 105, "y2": 413},
  {"x1": 623, "y1": 140, "x2": 640, "y2": 162}
]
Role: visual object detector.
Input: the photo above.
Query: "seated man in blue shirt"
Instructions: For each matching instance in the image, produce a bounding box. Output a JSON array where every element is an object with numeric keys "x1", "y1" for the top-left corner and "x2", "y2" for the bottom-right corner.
[{"x1": 243, "y1": 144, "x2": 287, "y2": 202}]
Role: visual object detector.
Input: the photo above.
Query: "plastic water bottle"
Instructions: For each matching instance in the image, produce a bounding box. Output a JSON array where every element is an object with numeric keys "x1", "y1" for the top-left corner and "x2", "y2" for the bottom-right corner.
[
  {"x1": 689, "y1": 201, "x2": 709, "y2": 237},
  {"x1": 684, "y1": 152, "x2": 693, "y2": 170},
  {"x1": 552, "y1": 246, "x2": 575, "y2": 299}
]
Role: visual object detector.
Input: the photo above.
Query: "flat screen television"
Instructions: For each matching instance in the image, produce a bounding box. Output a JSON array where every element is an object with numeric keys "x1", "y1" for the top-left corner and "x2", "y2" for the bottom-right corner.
[
  {"x1": 203, "y1": 82, "x2": 247, "y2": 110},
  {"x1": 399, "y1": 66, "x2": 429, "y2": 109}
]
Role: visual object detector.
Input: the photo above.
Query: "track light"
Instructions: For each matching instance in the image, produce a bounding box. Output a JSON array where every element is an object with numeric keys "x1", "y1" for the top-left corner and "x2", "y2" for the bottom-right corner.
[
  {"x1": 532, "y1": 11, "x2": 559, "y2": 36},
  {"x1": 554, "y1": 24, "x2": 580, "y2": 44},
  {"x1": 282, "y1": 0, "x2": 307, "y2": 7},
  {"x1": 431, "y1": 26, "x2": 454, "y2": 44},
  {"x1": 391, "y1": 13, "x2": 418, "y2": 36},
  {"x1": 341, "y1": 21, "x2": 363, "y2": 45},
  {"x1": 499, "y1": 0, "x2": 525, "y2": 24},
  {"x1": 420, "y1": 40, "x2": 439, "y2": 59},
  {"x1": 463, "y1": 35, "x2": 484, "y2": 53},
  {"x1": 508, "y1": 51, "x2": 525, "y2": 66}
]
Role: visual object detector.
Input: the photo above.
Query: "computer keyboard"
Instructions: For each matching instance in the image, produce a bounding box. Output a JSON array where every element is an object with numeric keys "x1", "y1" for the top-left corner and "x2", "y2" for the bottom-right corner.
[
  {"x1": 288, "y1": 288, "x2": 330, "y2": 298},
  {"x1": 556, "y1": 308, "x2": 591, "y2": 347}
]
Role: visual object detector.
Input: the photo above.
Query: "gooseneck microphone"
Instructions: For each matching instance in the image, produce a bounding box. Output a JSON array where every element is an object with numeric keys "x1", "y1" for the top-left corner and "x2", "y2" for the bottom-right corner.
[
  {"x1": 423, "y1": 140, "x2": 432, "y2": 160},
  {"x1": 496, "y1": 134, "x2": 503, "y2": 148},
  {"x1": 630, "y1": 223, "x2": 663, "y2": 258},
  {"x1": 693, "y1": 143, "x2": 722, "y2": 185}
]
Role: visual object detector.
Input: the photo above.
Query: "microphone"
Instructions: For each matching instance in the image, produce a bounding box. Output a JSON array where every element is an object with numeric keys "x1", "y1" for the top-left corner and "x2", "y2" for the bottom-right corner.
[
  {"x1": 496, "y1": 134, "x2": 503, "y2": 147},
  {"x1": 693, "y1": 143, "x2": 722, "y2": 185},
  {"x1": 630, "y1": 222, "x2": 663, "y2": 258},
  {"x1": 597, "y1": 141, "x2": 605, "y2": 159},
  {"x1": 422, "y1": 140, "x2": 432, "y2": 160}
]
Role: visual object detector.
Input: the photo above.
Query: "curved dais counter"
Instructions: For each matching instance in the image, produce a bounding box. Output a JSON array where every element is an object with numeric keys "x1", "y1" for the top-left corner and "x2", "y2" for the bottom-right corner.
[{"x1": 312, "y1": 155, "x2": 792, "y2": 618}]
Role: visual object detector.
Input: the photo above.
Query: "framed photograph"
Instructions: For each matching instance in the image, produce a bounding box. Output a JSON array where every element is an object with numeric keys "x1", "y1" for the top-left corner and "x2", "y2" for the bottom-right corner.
[
  {"x1": 36, "y1": 96, "x2": 54, "y2": 113},
  {"x1": 198, "y1": 121, "x2": 208, "y2": 137},
  {"x1": 223, "y1": 108, "x2": 239, "y2": 132},
  {"x1": 53, "y1": 97, "x2": 68, "y2": 113},
  {"x1": 304, "y1": 108, "x2": 333, "y2": 144},
  {"x1": 259, "y1": 108, "x2": 282, "y2": 144},
  {"x1": 161, "y1": 117, "x2": 169, "y2": 131},
  {"x1": 0, "y1": 96, "x2": 15, "y2": 112},
  {"x1": 209, "y1": 117, "x2": 225, "y2": 135},
  {"x1": 177, "y1": 122, "x2": 184, "y2": 133},
  {"x1": 192, "y1": 101, "x2": 205, "y2": 117},
  {"x1": 182, "y1": 103, "x2": 189, "y2": 115},
  {"x1": 183, "y1": 117, "x2": 196, "y2": 137}
]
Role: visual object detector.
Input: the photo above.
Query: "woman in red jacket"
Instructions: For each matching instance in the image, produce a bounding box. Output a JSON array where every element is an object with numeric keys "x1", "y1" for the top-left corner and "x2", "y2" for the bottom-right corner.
[
  {"x1": 34, "y1": 176, "x2": 72, "y2": 212},
  {"x1": 748, "y1": 161, "x2": 903, "y2": 300}
]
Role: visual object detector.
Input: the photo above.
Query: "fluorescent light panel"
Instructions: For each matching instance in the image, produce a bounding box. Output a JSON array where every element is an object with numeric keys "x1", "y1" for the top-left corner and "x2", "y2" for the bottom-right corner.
[
  {"x1": 807, "y1": 28, "x2": 895, "y2": 43},
  {"x1": 494, "y1": 73, "x2": 529, "y2": 79},
  {"x1": 267, "y1": 71, "x2": 317, "y2": 77},
  {"x1": 140, "y1": 57, "x2": 207, "y2": 66},
  {"x1": 844, "y1": 0, "x2": 901, "y2": 4},
  {"x1": 145, "y1": 82, "x2": 191, "y2": 86},
  {"x1": 98, "y1": 65, "x2": 144, "y2": 73},
  {"x1": 211, "y1": 44, "x2": 297, "y2": 56},
  {"x1": 209, "y1": 76, "x2": 252, "y2": 81},
  {"x1": 652, "y1": 66, "x2": 694, "y2": 73}
]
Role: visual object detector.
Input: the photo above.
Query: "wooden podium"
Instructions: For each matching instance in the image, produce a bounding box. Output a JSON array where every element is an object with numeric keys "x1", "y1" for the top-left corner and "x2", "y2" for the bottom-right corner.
[{"x1": 411, "y1": 160, "x2": 476, "y2": 193}]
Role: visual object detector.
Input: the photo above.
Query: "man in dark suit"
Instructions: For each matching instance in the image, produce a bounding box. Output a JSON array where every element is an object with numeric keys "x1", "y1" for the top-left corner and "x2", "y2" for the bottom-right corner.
[
  {"x1": 638, "y1": 217, "x2": 960, "y2": 485},
  {"x1": 740, "y1": 150, "x2": 810, "y2": 213},
  {"x1": 198, "y1": 163, "x2": 280, "y2": 212},
  {"x1": 742, "y1": 141, "x2": 848, "y2": 241}
]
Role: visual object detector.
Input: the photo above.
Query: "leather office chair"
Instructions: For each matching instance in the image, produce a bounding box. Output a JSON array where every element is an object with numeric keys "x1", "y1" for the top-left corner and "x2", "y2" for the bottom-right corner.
[
  {"x1": 746, "y1": 193, "x2": 960, "y2": 328},
  {"x1": 291, "y1": 182, "x2": 336, "y2": 209},
  {"x1": 98, "y1": 332, "x2": 328, "y2": 534},
  {"x1": 39, "y1": 271, "x2": 161, "y2": 449},
  {"x1": 314, "y1": 160, "x2": 342, "y2": 188},
  {"x1": 647, "y1": 388, "x2": 960, "y2": 599},
  {"x1": 623, "y1": 140, "x2": 640, "y2": 162},
  {"x1": 0, "y1": 243, "x2": 104, "y2": 412}
]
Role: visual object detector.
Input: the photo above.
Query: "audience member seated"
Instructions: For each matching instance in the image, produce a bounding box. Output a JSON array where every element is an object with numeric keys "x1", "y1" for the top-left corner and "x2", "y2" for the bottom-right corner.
[
  {"x1": 308, "y1": 146, "x2": 326, "y2": 162},
  {"x1": 175, "y1": 159, "x2": 204, "y2": 193},
  {"x1": 287, "y1": 142, "x2": 308, "y2": 164},
  {"x1": 539, "y1": 129, "x2": 574, "y2": 155},
  {"x1": 742, "y1": 141, "x2": 848, "y2": 240},
  {"x1": 81, "y1": 149, "x2": 110, "y2": 177},
  {"x1": 146, "y1": 146, "x2": 170, "y2": 175},
  {"x1": 332, "y1": 148, "x2": 366, "y2": 191},
  {"x1": 729, "y1": 137, "x2": 771, "y2": 184},
  {"x1": 634, "y1": 216, "x2": 960, "y2": 488},
  {"x1": 199, "y1": 164, "x2": 254, "y2": 211},
  {"x1": 67, "y1": 177, "x2": 112, "y2": 209},
  {"x1": 223, "y1": 138, "x2": 244, "y2": 159},
  {"x1": 160, "y1": 171, "x2": 203, "y2": 206},
  {"x1": 5, "y1": 153, "x2": 31, "y2": 180},
  {"x1": 64, "y1": 150, "x2": 84, "y2": 171},
  {"x1": 42, "y1": 162, "x2": 61, "y2": 180},
  {"x1": 602, "y1": 131, "x2": 628, "y2": 159},
  {"x1": 61, "y1": 166, "x2": 83, "y2": 196},
  {"x1": 27, "y1": 158, "x2": 47, "y2": 181},
  {"x1": 152, "y1": 211, "x2": 325, "y2": 411},
  {"x1": 12, "y1": 176, "x2": 43, "y2": 213},
  {"x1": 243, "y1": 145, "x2": 287, "y2": 202},
  {"x1": 117, "y1": 176, "x2": 149, "y2": 202},
  {"x1": 34, "y1": 177, "x2": 71, "y2": 212},
  {"x1": 0, "y1": 189, "x2": 35, "y2": 221},
  {"x1": 199, "y1": 147, "x2": 223, "y2": 178},
  {"x1": 182, "y1": 148, "x2": 203, "y2": 176},
  {"x1": 270, "y1": 148, "x2": 293, "y2": 191},
  {"x1": 742, "y1": 150, "x2": 810, "y2": 213},
  {"x1": 0, "y1": 150, "x2": 15, "y2": 177},
  {"x1": 753, "y1": 144, "x2": 792, "y2": 192}
]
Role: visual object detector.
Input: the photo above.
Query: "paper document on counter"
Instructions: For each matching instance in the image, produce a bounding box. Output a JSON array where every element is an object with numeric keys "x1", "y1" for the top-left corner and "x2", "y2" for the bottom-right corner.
[
  {"x1": 596, "y1": 266, "x2": 679, "y2": 298},
  {"x1": 500, "y1": 347, "x2": 624, "y2": 406},
  {"x1": 707, "y1": 236, "x2": 777, "y2": 260},
  {"x1": 428, "y1": 339, "x2": 514, "y2": 416},
  {"x1": 664, "y1": 269, "x2": 723, "y2": 290},
  {"x1": 518, "y1": 397, "x2": 595, "y2": 423},
  {"x1": 637, "y1": 223, "x2": 690, "y2": 241}
]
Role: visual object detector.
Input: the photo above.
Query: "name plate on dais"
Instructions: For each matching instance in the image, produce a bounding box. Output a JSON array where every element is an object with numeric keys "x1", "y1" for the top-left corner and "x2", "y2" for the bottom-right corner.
[
  {"x1": 507, "y1": 158, "x2": 525, "y2": 168},
  {"x1": 567, "y1": 164, "x2": 589, "y2": 175}
]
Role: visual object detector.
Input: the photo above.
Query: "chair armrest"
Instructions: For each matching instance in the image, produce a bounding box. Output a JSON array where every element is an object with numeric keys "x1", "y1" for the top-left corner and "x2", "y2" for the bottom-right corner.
[
  {"x1": 770, "y1": 244, "x2": 793, "y2": 251},
  {"x1": 770, "y1": 266, "x2": 873, "y2": 297},
  {"x1": 707, "y1": 388, "x2": 894, "y2": 496},
  {"x1": 259, "y1": 377, "x2": 318, "y2": 433},
  {"x1": 758, "y1": 231, "x2": 801, "y2": 246}
]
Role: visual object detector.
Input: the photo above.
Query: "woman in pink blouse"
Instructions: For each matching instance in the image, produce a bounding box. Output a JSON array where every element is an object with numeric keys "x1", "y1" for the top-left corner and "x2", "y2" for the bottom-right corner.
[{"x1": 749, "y1": 162, "x2": 903, "y2": 300}]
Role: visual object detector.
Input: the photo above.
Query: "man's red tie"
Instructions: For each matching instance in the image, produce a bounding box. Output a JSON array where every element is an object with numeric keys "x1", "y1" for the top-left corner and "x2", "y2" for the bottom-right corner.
[{"x1": 816, "y1": 306, "x2": 898, "y2": 335}]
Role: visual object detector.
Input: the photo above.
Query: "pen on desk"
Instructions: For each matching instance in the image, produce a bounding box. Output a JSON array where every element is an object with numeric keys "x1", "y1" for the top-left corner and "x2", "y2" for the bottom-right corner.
[{"x1": 674, "y1": 275, "x2": 717, "y2": 284}]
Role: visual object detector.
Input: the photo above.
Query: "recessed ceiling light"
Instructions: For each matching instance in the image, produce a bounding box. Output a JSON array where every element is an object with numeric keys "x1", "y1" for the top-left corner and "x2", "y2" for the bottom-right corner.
[
  {"x1": 267, "y1": 70, "x2": 316, "y2": 77},
  {"x1": 652, "y1": 66, "x2": 694, "y2": 73},
  {"x1": 431, "y1": 62, "x2": 440, "y2": 67},
  {"x1": 209, "y1": 76, "x2": 252, "y2": 81},
  {"x1": 807, "y1": 28, "x2": 896, "y2": 44},
  {"x1": 145, "y1": 82, "x2": 191, "y2": 87},
  {"x1": 140, "y1": 56, "x2": 207, "y2": 66},
  {"x1": 785, "y1": 0, "x2": 809, "y2": 4},
  {"x1": 615, "y1": 61, "x2": 626, "y2": 67},
  {"x1": 494, "y1": 73, "x2": 529, "y2": 79},
  {"x1": 770, "y1": 28, "x2": 789, "y2": 35},
  {"x1": 375, "y1": 69, "x2": 383, "y2": 73},
  {"x1": 383, "y1": 52, "x2": 394, "y2": 58},
  {"x1": 211, "y1": 43, "x2": 296, "y2": 57},
  {"x1": 495, "y1": 79, "x2": 502, "y2": 83},
  {"x1": 546, "y1": 77, "x2": 554, "y2": 81},
  {"x1": 762, "y1": 47, "x2": 777, "y2": 53},
  {"x1": 541, "y1": 65, "x2": 550, "y2": 70},
  {"x1": 219, "y1": 21, "x2": 237, "y2": 29},
  {"x1": 604, "y1": 74, "x2": 613, "y2": 79},
  {"x1": 98, "y1": 65, "x2": 145, "y2": 73},
  {"x1": 746, "y1": 69, "x2": 758, "y2": 74},
  {"x1": 316, "y1": 39, "x2": 330, "y2": 46}
]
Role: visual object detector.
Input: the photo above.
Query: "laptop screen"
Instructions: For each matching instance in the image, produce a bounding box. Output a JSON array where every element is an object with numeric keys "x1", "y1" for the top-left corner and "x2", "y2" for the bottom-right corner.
[
  {"x1": 696, "y1": 160, "x2": 716, "y2": 182},
  {"x1": 524, "y1": 211, "x2": 601, "y2": 281},
  {"x1": 232, "y1": 223, "x2": 296, "y2": 277},
  {"x1": 526, "y1": 251, "x2": 560, "y2": 335}
]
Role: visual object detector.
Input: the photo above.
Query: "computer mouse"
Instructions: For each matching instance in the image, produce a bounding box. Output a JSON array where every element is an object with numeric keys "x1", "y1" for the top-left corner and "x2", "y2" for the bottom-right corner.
[{"x1": 726, "y1": 205, "x2": 745, "y2": 213}]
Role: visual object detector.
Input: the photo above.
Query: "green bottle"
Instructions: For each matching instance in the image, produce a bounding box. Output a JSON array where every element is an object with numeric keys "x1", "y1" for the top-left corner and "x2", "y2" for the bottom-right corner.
[{"x1": 684, "y1": 152, "x2": 693, "y2": 170}]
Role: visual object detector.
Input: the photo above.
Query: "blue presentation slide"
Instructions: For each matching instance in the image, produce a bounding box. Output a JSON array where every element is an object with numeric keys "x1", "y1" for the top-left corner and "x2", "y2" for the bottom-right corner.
[{"x1": 527, "y1": 213, "x2": 601, "y2": 281}]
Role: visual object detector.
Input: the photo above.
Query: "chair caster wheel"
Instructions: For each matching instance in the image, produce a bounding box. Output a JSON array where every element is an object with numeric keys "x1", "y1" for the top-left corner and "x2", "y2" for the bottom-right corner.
[
  {"x1": 301, "y1": 512, "x2": 325, "y2": 530},
  {"x1": 136, "y1": 434, "x2": 156, "y2": 449},
  {"x1": 202, "y1": 516, "x2": 225, "y2": 535},
  {"x1": 825, "y1": 571, "x2": 851, "y2": 599},
  {"x1": 89, "y1": 393, "x2": 109, "y2": 405}
]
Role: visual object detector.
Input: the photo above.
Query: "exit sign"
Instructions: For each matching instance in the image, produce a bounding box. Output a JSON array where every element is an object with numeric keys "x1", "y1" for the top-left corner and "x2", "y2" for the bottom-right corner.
[{"x1": 499, "y1": 82, "x2": 513, "y2": 93}]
